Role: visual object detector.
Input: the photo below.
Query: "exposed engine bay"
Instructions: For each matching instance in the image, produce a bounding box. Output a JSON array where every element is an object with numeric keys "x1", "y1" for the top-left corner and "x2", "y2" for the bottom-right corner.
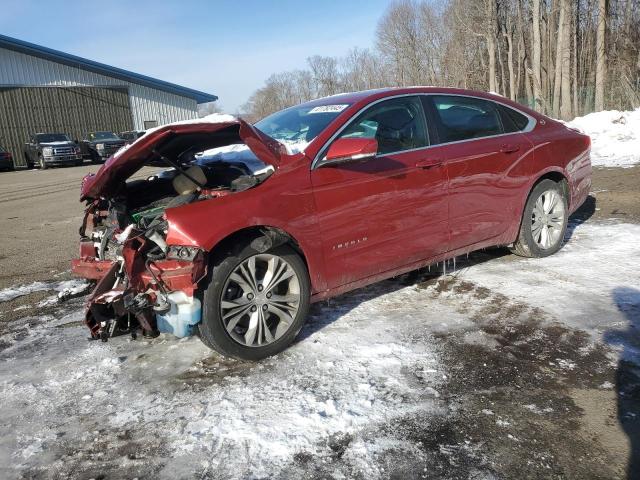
[{"x1": 72, "y1": 126, "x2": 276, "y2": 341}]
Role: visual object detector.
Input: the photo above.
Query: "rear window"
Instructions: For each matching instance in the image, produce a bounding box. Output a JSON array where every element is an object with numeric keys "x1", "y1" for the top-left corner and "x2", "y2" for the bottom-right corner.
[
  {"x1": 430, "y1": 95, "x2": 503, "y2": 143},
  {"x1": 498, "y1": 105, "x2": 531, "y2": 132}
]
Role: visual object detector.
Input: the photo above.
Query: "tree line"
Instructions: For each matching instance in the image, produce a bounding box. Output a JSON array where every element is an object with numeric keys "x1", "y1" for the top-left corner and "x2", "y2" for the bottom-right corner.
[{"x1": 242, "y1": 0, "x2": 639, "y2": 121}]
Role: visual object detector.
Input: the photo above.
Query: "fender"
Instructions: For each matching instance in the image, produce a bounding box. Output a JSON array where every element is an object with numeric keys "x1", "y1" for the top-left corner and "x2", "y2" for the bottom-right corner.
[{"x1": 163, "y1": 162, "x2": 327, "y2": 293}]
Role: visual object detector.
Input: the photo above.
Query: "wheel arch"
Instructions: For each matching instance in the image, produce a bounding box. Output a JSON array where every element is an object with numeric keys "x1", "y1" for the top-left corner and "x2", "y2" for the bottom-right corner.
[
  {"x1": 533, "y1": 170, "x2": 569, "y2": 197},
  {"x1": 507, "y1": 168, "x2": 570, "y2": 245},
  {"x1": 205, "y1": 225, "x2": 318, "y2": 291}
]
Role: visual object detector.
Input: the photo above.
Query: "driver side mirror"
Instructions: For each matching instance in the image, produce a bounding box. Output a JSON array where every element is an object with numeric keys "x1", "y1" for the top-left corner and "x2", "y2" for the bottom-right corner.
[{"x1": 320, "y1": 138, "x2": 378, "y2": 167}]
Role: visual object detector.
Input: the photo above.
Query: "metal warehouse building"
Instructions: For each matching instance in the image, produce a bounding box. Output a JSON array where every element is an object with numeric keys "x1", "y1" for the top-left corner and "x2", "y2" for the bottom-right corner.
[{"x1": 0, "y1": 34, "x2": 217, "y2": 167}]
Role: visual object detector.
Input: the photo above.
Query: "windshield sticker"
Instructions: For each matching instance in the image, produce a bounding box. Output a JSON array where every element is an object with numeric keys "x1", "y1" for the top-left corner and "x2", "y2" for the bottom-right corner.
[{"x1": 308, "y1": 104, "x2": 349, "y2": 114}]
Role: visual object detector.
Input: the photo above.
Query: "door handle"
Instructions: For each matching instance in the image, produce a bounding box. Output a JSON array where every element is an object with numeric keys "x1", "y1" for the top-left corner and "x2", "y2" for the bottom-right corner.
[
  {"x1": 500, "y1": 144, "x2": 520, "y2": 153},
  {"x1": 415, "y1": 159, "x2": 443, "y2": 169}
]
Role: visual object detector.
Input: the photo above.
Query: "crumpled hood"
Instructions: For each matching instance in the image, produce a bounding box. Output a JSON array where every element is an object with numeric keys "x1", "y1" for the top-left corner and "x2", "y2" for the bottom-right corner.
[{"x1": 80, "y1": 116, "x2": 285, "y2": 200}]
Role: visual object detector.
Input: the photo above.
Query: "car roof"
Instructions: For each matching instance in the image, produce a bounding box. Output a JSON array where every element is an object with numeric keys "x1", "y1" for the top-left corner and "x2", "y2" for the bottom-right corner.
[{"x1": 299, "y1": 87, "x2": 541, "y2": 118}]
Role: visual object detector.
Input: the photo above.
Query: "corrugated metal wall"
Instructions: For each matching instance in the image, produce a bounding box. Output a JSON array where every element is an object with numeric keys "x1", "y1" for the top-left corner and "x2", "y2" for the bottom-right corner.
[
  {"x1": 0, "y1": 86, "x2": 133, "y2": 166},
  {"x1": 0, "y1": 46, "x2": 198, "y2": 161}
]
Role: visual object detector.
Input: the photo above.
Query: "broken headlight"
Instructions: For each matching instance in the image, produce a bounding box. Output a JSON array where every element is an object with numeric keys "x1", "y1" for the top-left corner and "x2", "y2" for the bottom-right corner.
[{"x1": 167, "y1": 246, "x2": 200, "y2": 261}]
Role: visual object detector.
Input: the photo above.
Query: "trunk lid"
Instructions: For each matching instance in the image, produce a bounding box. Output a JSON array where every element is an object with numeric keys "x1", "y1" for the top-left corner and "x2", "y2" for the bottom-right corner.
[{"x1": 80, "y1": 116, "x2": 285, "y2": 200}]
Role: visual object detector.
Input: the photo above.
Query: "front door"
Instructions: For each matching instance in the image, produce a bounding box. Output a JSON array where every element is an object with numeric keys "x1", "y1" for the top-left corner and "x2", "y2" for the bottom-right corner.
[{"x1": 311, "y1": 95, "x2": 449, "y2": 290}]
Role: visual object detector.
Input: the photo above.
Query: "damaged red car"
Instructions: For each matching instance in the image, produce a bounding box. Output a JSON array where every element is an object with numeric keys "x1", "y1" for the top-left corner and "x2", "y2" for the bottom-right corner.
[{"x1": 72, "y1": 87, "x2": 592, "y2": 360}]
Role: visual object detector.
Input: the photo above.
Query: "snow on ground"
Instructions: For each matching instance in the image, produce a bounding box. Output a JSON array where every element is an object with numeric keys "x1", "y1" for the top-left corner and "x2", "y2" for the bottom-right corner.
[
  {"x1": 1, "y1": 219, "x2": 639, "y2": 478},
  {"x1": 460, "y1": 221, "x2": 640, "y2": 338},
  {"x1": 0, "y1": 279, "x2": 87, "y2": 303},
  {"x1": 566, "y1": 108, "x2": 640, "y2": 167},
  {"x1": 0, "y1": 281, "x2": 444, "y2": 479}
]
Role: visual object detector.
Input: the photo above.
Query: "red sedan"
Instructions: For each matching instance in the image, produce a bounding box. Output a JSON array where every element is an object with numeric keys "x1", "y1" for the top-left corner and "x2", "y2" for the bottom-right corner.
[{"x1": 73, "y1": 87, "x2": 591, "y2": 360}]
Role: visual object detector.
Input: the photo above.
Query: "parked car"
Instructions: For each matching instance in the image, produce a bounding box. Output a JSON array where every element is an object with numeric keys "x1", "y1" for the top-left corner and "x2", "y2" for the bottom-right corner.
[
  {"x1": 0, "y1": 144, "x2": 14, "y2": 171},
  {"x1": 80, "y1": 131, "x2": 126, "y2": 163},
  {"x1": 72, "y1": 87, "x2": 591, "y2": 360},
  {"x1": 24, "y1": 133, "x2": 83, "y2": 169},
  {"x1": 119, "y1": 130, "x2": 146, "y2": 144}
]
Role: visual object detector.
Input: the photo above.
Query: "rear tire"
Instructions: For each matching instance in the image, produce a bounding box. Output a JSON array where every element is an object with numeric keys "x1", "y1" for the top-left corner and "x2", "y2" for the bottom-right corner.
[
  {"x1": 511, "y1": 179, "x2": 568, "y2": 258},
  {"x1": 198, "y1": 241, "x2": 310, "y2": 361}
]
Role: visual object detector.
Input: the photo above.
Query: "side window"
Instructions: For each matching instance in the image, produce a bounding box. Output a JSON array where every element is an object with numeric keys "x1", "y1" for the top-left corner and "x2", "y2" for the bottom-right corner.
[
  {"x1": 498, "y1": 104, "x2": 530, "y2": 132},
  {"x1": 430, "y1": 95, "x2": 503, "y2": 144},
  {"x1": 336, "y1": 96, "x2": 428, "y2": 155}
]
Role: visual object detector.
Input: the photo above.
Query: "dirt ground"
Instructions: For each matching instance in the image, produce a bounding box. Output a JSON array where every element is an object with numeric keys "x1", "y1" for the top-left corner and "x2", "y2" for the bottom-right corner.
[
  {"x1": 0, "y1": 164, "x2": 639, "y2": 479},
  {"x1": 589, "y1": 165, "x2": 640, "y2": 223},
  {"x1": 0, "y1": 164, "x2": 162, "y2": 292}
]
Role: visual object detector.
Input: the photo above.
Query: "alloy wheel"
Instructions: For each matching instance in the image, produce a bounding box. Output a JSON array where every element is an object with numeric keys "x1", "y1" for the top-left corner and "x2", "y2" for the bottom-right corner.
[
  {"x1": 531, "y1": 189, "x2": 565, "y2": 249},
  {"x1": 220, "y1": 254, "x2": 301, "y2": 347}
]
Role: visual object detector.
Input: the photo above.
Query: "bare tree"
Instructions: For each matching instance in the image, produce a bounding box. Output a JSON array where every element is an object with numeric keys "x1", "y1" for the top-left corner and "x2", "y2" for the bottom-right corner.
[
  {"x1": 242, "y1": 0, "x2": 639, "y2": 120},
  {"x1": 559, "y1": 0, "x2": 573, "y2": 119},
  {"x1": 531, "y1": 0, "x2": 545, "y2": 111},
  {"x1": 594, "y1": 0, "x2": 607, "y2": 110}
]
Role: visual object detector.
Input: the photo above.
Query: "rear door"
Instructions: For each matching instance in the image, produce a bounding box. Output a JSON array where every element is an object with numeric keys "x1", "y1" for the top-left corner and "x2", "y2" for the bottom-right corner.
[
  {"x1": 311, "y1": 95, "x2": 449, "y2": 289},
  {"x1": 423, "y1": 95, "x2": 534, "y2": 251}
]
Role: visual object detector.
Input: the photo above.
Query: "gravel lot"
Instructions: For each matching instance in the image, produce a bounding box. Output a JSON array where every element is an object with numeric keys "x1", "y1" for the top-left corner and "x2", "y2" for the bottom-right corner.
[{"x1": 0, "y1": 164, "x2": 638, "y2": 479}]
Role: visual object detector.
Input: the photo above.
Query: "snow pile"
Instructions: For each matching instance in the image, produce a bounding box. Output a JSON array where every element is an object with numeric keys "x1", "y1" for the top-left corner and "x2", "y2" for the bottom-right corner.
[{"x1": 566, "y1": 108, "x2": 640, "y2": 167}]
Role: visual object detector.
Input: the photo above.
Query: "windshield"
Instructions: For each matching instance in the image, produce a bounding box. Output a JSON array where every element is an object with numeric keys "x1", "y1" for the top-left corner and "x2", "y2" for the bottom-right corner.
[
  {"x1": 89, "y1": 131, "x2": 120, "y2": 141},
  {"x1": 254, "y1": 103, "x2": 350, "y2": 146},
  {"x1": 36, "y1": 133, "x2": 70, "y2": 143}
]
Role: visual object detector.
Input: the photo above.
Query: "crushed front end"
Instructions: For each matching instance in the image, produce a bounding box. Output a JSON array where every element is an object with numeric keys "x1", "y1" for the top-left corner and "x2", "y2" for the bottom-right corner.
[
  {"x1": 70, "y1": 117, "x2": 281, "y2": 342},
  {"x1": 73, "y1": 200, "x2": 208, "y2": 340}
]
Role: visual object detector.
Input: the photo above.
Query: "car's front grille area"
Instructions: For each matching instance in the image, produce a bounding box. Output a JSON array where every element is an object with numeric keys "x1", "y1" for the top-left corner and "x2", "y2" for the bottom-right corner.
[
  {"x1": 53, "y1": 146, "x2": 74, "y2": 155},
  {"x1": 103, "y1": 143, "x2": 125, "y2": 155}
]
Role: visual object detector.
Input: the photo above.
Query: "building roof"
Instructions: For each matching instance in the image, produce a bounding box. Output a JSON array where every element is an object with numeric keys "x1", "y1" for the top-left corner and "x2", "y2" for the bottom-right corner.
[{"x1": 0, "y1": 34, "x2": 217, "y2": 104}]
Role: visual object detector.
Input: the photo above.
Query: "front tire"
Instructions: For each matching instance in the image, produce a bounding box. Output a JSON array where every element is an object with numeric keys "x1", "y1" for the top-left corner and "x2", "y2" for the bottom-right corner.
[
  {"x1": 511, "y1": 179, "x2": 568, "y2": 258},
  {"x1": 198, "y1": 242, "x2": 310, "y2": 360}
]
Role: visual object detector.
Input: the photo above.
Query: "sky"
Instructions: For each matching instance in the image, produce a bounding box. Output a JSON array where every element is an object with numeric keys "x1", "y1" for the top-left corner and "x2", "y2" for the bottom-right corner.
[{"x1": 0, "y1": 0, "x2": 393, "y2": 112}]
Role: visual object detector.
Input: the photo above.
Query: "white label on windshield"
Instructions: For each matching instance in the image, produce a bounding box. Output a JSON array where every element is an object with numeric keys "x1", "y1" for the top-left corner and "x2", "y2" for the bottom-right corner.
[{"x1": 308, "y1": 104, "x2": 349, "y2": 114}]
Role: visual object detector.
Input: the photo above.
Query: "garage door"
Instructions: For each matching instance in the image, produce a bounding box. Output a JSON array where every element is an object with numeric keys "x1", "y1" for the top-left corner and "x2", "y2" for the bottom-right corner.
[{"x1": 0, "y1": 86, "x2": 134, "y2": 167}]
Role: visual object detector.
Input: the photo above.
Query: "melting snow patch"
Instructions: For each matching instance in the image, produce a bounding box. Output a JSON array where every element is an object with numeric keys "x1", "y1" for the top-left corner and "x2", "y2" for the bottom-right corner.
[
  {"x1": 0, "y1": 280, "x2": 444, "y2": 478},
  {"x1": 0, "y1": 279, "x2": 88, "y2": 303},
  {"x1": 460, "y1": 221, "x2": 640, "y2": 336}
]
